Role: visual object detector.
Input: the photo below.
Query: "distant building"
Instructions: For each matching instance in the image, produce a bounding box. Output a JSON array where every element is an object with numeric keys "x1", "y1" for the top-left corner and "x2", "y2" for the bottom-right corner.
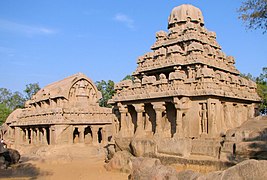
[{"x1": 3, "y1": 73, "x2": 116, "y2": 146}]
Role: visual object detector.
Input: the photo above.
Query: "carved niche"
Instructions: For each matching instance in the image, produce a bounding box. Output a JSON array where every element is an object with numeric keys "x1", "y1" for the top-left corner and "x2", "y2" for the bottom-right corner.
[{"x1": 68, "y1": 79, "x2": 98, "y2": 106}]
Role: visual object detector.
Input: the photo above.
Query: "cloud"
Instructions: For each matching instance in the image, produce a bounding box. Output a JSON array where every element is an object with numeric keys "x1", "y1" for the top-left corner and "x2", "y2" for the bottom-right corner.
[
  {"x1": 113, "y1": 13, "x2": 135, "y2": 30},
  {"x1": 0, "y1": 19, "x2": 58, "y2": 36}
]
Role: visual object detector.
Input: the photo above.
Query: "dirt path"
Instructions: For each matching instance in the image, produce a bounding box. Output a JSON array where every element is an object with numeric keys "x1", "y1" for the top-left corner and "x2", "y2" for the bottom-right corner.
[{"x1": 0, "y1": 145, "x2": 128, "y2": 180}]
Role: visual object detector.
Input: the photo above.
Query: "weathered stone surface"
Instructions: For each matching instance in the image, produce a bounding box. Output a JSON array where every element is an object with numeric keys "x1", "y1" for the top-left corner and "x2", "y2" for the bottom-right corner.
[
  {"x1": 176, "y1": 170, "x2": 201, "y2": 180},
  {"x1": 110, "y1": 3, "x2": 260, "y2": 160},
  {"x1": 156, "y1": 137, "x2": 191, "y2": 157},
  {"x1": 221, "y1": 116, "x2": 267, "y2": 161},
  {"x1": 2, "y1": 73, "x2": 115, "y2": 147},
  {"x1": 218, "y1": 159, "x2": 267, "y2": 180},
  {"x1": 131, "y1": 138, "x2": 156, "y2": 157},
  {"x1": 114, "y1": 137, "x2": 132, "y2": 152},
  {"x1": 104, "y1": 150, "x2": 134, "y2": 173},
  {"x1": 130, "y1": 157, "x2": 177, "y2": 180},
  {"x1": 130, "y1": 158, "x2": 267, "y2": 180}
]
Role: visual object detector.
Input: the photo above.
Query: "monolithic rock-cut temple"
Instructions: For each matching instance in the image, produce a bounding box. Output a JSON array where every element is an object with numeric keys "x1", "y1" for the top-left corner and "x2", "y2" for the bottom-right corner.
[
  {"x1": 109, "y1": 4, "x2": 261, "y2": 158},
  {"x1": 3, "y1": 73, "x2": 115, "y2": 146}
]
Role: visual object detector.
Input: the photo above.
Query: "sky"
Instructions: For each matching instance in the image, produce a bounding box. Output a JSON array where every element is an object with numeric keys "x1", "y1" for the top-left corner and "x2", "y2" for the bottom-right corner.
[{"x1": 0, "y1": 0, "x2": 266, "y2": 93}]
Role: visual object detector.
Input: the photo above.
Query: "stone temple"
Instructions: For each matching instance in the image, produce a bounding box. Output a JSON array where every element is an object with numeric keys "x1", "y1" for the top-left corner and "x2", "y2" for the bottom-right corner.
[
  {"x1": 3, "y1": 73, "x2": 116, "y2": 146},
  {"x1": 1, "y1": 4, "x2": 262, "y2": 161},
  {"x1": 108, "y1": 4, "x2": 260, "y2": 158}
]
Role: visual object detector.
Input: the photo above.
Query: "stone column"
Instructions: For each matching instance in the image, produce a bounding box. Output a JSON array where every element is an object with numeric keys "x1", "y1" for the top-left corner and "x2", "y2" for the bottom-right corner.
[
  {"x1": 173, "y1": 97, "x2": 191, "y2": 138},
  {"x1": 133, "y1": 103, "x2": 145, "y2": 136},
  {"x1": 42, "y1": 128, "x2": 47, "y2": 145},
  {"x1": 30, "y1": 128, "x2": 34, "y2": 145},
  {"x1": 118, "y1": 103, "x2": 129, "y2": 136},
  {"x1": 91, "y1": 126, "x2": 99, "y2": 145},
  {"x1": 36, "y1": 128, "x2": 40, "y2": 145},
  {"x1": 174, "y1": 97, "x2": 184, "y2": 137},
  {"x1": 25, "y1": 128, "x2": 29, "y2": 144},
  {"x1": 79, "y1": 126, "x2": 85, "y2": 143},
  {"x1": 14, "y1": 127, "x2": 21, "y2": 145},
  {"x1": 152, "y1": 102, "x2": 165, "y2": 136}
]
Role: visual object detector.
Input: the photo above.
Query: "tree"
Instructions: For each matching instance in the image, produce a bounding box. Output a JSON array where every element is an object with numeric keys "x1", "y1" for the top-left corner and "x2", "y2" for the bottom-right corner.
[
  {"x1": 95, "y1": 80, "x2": 115, "y2": 108},
  {"x1": 24, "y1": 83, "x2": 41, "y2": 100},
  {"x1": 238, "y1": 0, "x2": 267, "y2": 33},
  {"x1": 256, "y1": 67, "x2": 267, "y2": 114},
  {"x1": 0, "y1": 88, "x2": 24, "y2": 110},
  {"x1": 0, "y1": 104, "x2": 12, "y2": 125},
  {"x1": 0, "y1": 83, "x2": 40, "y2": 125},
  {"x1": 241, "y1": 67, "x2": 267, "y2": 114},
  {"x1": 0, "y1": 88, "x2": 24, "y2": 125}
]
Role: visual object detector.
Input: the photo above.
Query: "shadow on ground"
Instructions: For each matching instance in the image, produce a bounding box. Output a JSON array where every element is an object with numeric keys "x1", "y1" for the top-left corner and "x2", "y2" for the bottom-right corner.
[{"x1": 0, "y1": 156, "x2": 52, "y2": 180}]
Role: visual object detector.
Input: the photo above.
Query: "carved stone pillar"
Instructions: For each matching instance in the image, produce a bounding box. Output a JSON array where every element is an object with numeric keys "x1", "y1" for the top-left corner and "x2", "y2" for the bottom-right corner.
[
  {"x1": 118, "y1": 103, "x2": 129, "y2": 136},
  {"x1": 173, "y1": 97, "x2": 191, "y2": 137},
  {"x1": 152, "y1": 102, "x2": 166, "y2": 135},
  {"x1": 91, "y1": 126, "x2": 99, "y2": 145},
  {"x1": 25, "y1": 128, "x2": 29, "y2": 144},
  {"x1": 79, "y1": 126, "x2": 85, "y2": 143},
  {"x1": 30, "y1": 128, "x2": 34, "y2": 145},
  {"x1": 42, "y1": 128, "x2": 47, "y2": 145},
  {"x1": 14, "y1": 127, "x2": 21, "y2": 145},
  {"x1": 36, "y1": 128, "x2": 40, "y2": 145},
  {"x1": 133, "y1": 103, "x2": 145, "y2": 136},
  {"x1": 174, "y1": 98, "x2": 184, "y2": 137}
]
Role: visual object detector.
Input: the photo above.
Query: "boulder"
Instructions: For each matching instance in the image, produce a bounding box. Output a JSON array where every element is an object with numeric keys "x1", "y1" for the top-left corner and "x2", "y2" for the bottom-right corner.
[
  {"x1": 0, "y1": 146, "x2": 20, "y2": 169},
  {"x1": 104, "y1": 150, "x2": 134, "y2": 173},
  {"x1": 131, "y1": 138, "x2": 156, "y2": 157},
  {"x1": 130, "y1": 157, "x2": 178, "y2": 180}
]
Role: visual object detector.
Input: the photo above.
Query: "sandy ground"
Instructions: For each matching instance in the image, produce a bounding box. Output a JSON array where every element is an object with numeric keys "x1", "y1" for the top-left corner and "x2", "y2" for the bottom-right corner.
[{"x1": 0, "y1": 144, "x2": 128, "y2": 180}]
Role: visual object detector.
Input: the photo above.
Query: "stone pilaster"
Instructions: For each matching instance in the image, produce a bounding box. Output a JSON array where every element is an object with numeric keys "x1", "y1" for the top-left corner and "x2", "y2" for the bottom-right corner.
[
  {"x1": 79, "y1": 126, "x2": 85, "y2": 143},
  {"x1": 173, "y1": 97, "x2": 191, "y2": 137},
  {"x1": 14, "y1": 127, "x2": 21, "y2": 145},
  {"x1": 91, "y1": 126, "x2": 99, "y2": 145},
  {"x1": 25, "y1": 128, "x2": 29, "y2": 144},
  {"x1": 30, "y1": 128, "x2": 34, "y2": 145},
  {"x1": 174, "y1": 97, "x2": 184, "y2": 137},
  {"x1": 36, "y1": 128, "x2": 40, "y2": 145},
  {"x1": 152, "y1": 102, "x2": 166, "y2": 136},
  {"x1": 133, "y1": 103, "x2": 145, "y2": 136},
  {"x1": 118, "y1": 103, "x2": 129, "y2": 136},
  {"x1": 42, "y1": 128, "x2": 48, "y2": 145}
]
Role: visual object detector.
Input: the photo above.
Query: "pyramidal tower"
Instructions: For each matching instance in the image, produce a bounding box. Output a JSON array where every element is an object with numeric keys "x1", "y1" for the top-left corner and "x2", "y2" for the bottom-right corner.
[{"x1": 109, "y1": 4, "x2": 260, "y2": 158}]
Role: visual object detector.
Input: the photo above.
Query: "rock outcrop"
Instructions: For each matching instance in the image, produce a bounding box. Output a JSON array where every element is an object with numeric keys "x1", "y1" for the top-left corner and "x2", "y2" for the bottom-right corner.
[{"x1": 129, "y1": 158, "x2": 267, "y2": 180}]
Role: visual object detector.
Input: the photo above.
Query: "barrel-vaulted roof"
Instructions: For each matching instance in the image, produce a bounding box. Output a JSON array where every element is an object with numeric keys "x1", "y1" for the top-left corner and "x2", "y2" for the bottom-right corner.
[{"x1": 29, "y1": 73, "x2": 101, "y2": 104}]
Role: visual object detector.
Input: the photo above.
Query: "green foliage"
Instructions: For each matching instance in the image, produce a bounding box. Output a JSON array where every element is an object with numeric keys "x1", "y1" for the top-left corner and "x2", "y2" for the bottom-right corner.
[
  {"x1": 0, "y1": 104, "x2": 12, "y2": 125},
  {"x1": 240, "y1": 73, "x2": 255, "y2": 81},
  {"x1": 95, "y1": 80, "x2": 115, "y2": 108},
  {"x1": 256, "y1": 67, "x2": 267, "y2": 114},
  {"x1": 0, "y1": 82, "x2": 40, "y2": 125},
  {"x1": 24, "y1": 83, "x2": 41, "y2": 101},
  {"x1": 0, "y1": 88, "x2": 24, "y2": 110},
  {"x1": 238, "y1": 0, "x2": 267, "y2": 33}
]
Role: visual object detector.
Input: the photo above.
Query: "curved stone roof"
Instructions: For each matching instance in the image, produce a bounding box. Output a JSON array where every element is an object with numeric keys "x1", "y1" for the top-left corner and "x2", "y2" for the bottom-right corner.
[
  {"x1": 168, "y1": 4, "x2": 204, "y2": 28},
  {"x1": 29, "y1": 73, "x2": 101, "y2": 104},
  {"x1": 5, "y1": 108, "x2": 23, "y2": 124}
]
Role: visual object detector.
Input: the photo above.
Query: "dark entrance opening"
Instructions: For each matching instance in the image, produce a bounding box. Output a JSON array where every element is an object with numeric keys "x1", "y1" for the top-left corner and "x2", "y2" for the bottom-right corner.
[
  {"x1": 27, "y1": 129, "x2": 31, "y2": 144},
  {"x1": 46, "y1": 127, "x2": 50, "y2": 145},
  {"x1": 98, "y1": 128, "x2": 102, "y2": 143},
  {"x1": 73, "y1": 127, "x2": 79, "y2": 143},
  {"x1": 84, "y1": 126, "x2": 93, "y2": 144}
]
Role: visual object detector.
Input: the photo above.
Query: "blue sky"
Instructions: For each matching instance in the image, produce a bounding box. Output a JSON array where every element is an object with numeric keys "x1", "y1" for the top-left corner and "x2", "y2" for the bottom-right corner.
[{"x1": 0, "y1": 0, "x2": 266, "y2": 92}]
